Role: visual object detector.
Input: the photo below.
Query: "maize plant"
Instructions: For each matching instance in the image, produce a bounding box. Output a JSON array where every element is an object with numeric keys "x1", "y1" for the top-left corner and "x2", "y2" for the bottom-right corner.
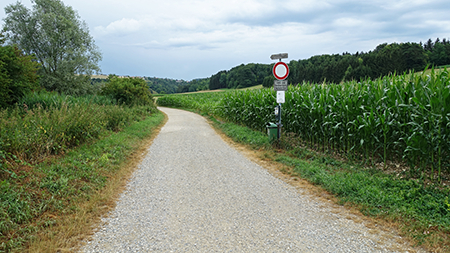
[{"x1": 158, "y1": 69, "x2": 450, "y2": 183}]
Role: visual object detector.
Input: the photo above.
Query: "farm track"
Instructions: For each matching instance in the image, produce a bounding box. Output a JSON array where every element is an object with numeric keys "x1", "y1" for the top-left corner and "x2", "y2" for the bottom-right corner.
[{"x1": 80, "y1": 107, "x2": 423, "y2": 252}]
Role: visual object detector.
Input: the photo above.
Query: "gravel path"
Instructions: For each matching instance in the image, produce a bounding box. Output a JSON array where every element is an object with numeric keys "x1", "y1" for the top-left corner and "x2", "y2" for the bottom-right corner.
[{"x1": 81, "y1": 107, "x2": 418, "y2": 252}]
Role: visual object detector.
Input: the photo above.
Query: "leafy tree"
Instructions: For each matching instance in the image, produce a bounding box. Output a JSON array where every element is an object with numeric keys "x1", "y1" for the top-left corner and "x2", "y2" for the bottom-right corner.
[
  {"x1": 401, "y1": 42, "x2": 427, "y2": 71},
  {"x1": 429, "y1": 42, "x2": 449, "y2": 67},
  {"x1": 343, "y1": 65, "x2": 354, "y2": 81},
  {"x1": 219, "y1": 72, "x2": 227, "y2": 88},
  {"x1": 0, "y1": 33, "x2": 39, "y2": 107},
  {"x1": 3, "y1": 0, "x2": 102, "y2": 95},
  {"x1": 235, "y1": 65, "x2": 254, "y2": 88},
  {"x1": 424, "y1": 38, "x2": 434, "y2": 51},
  {"x1": 209, "y1": 70, "x2": 226, "y2": 90}
]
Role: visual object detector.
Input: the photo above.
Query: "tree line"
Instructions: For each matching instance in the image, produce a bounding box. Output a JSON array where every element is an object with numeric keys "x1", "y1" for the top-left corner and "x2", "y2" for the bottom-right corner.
[
  {"x1": 174, "y1": 78, "x2": 209, "y2": 93},
  {"x1": 145, "y1": 77, "x2": 188, "y2": 94},
  {"x1": 289, "y1": 38, "x2": 450, "y2": 84},
  {"x1": 209, "y1": 38, "x2": 450, "y2": 90},
  {"x1": 209, "y1": 63, "x2": 271, "y2": 90},
  {"x1": 142, "y1": 77, "x2": 209, "y2": 94}
]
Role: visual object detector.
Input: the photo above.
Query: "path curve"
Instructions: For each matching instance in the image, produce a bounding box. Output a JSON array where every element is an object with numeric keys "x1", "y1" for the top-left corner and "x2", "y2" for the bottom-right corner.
[{"x1": 81, "y1": 107, "x2": 418, "y2": 252}]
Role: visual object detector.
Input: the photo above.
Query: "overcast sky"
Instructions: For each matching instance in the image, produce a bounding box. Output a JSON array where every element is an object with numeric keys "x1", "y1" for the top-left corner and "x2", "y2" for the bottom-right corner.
[{"x1": 2, "y1": 0, "x2": 450, "y2": 80}]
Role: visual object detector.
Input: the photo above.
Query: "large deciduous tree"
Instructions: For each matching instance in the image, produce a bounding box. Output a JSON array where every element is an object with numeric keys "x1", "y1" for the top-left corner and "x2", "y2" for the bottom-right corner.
[{"x1": 3, "y1": 0, "x2": 102, "y2": 95}]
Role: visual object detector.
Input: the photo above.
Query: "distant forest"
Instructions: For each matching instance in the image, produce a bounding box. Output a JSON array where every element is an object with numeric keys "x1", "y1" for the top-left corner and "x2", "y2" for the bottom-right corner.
[
  {"x1": 145, "y1": 77, "x2": 188, "y2": 94},
  {"x1": 145, "y1": 77, "x2": 210, "y2": 94},
  {"x1": 209, "y1": 38, "x2": 450, "y2": 90}
]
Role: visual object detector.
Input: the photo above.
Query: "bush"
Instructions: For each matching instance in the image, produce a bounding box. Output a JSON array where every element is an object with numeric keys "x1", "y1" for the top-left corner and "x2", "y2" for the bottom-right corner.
[
  {"x1": 262, "y1": 75, "x2": 275, "y2": 88},
  {"x1": 101, "y1": 76, "x2": 153, "y2": 106},
  {"x1": 0, "y1": 44, "x2": 39, "y2": 108}
]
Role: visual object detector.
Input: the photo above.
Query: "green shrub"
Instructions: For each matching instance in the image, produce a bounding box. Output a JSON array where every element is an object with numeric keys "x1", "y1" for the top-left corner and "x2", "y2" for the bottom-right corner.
[
  {"x1": 262, "y1": 75, "x2": 275, "y2": 88},
  {"x1": 102, "y1": 77, "x2": 153, "y2": 106},
  {"x1": 104, "y1": 106, "x2": 132, "y2": 132}
]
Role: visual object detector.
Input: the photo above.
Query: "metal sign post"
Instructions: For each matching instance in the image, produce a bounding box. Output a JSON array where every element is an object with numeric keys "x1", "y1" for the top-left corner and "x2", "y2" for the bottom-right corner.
[
  {"x1": 270, "y1": 53, "x2": 289, "y2": 141},
  {"x1": 275, "y1": 104, "x2": 281, "y2": 139}
]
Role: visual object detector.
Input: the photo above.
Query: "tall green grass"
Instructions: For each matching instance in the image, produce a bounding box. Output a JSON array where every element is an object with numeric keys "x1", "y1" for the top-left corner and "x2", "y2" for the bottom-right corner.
[{"x1": 1, "y1": 91, "x2": 158, "y2": 163}]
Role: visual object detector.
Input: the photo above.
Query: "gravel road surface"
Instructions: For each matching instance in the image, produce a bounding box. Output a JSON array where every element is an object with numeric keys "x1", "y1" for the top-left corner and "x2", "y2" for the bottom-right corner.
[{"x1": 81, "y1": 107, "x2": 419, "y2": 252}]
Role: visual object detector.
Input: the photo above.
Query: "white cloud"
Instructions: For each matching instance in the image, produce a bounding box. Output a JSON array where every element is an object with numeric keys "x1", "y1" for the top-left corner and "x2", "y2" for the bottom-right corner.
[
  {"x1": 333, "y1": 18, "x2": 364, "y2": 28},
  {"x1": 95, "y1": 18, "x2": 142, "y2": 36}
]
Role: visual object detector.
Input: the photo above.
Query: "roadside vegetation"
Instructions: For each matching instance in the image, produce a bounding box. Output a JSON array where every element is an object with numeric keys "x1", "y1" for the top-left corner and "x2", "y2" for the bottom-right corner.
[
  {"x1": 0, "y1": 87, "x2": 162, "y2": 252},
  {"x1": 157, "y1": 69, "x2": 450, "y2": 252}
]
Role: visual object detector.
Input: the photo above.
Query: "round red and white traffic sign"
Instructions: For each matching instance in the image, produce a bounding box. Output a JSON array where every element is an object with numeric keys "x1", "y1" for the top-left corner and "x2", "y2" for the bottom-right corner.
[{"x1": 272, "y1": 61, "x2": 289, "y2": 80}]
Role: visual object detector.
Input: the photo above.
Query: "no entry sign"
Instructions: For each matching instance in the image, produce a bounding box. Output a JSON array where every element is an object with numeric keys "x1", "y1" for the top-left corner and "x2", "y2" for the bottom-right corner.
[{"x1": 273, "y1": 62, "x2": 289, "y2": 80}]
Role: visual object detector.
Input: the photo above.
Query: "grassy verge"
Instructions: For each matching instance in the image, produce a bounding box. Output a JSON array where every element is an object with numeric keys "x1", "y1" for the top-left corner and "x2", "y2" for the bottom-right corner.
[
  {"x1": 204, "y1": 113, "x2": 450, "y2": 252},
  {"x1": 1, "y1": 110, "x2": 165, "y2": 252}
]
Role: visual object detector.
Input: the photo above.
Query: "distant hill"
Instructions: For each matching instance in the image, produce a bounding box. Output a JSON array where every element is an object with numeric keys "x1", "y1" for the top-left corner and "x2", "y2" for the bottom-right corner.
[{"x1": 145, "y1": 77, "x2": 192, "y2": 94}]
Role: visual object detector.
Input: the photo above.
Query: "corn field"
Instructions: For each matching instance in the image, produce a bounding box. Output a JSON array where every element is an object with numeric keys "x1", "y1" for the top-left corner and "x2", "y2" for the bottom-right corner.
[
  {"x1": 157, "y1": 92, "x2": 224, "y2": 115},
  {"x1": 159, "y1": 69, "x2": 450, "y2": 182}
]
